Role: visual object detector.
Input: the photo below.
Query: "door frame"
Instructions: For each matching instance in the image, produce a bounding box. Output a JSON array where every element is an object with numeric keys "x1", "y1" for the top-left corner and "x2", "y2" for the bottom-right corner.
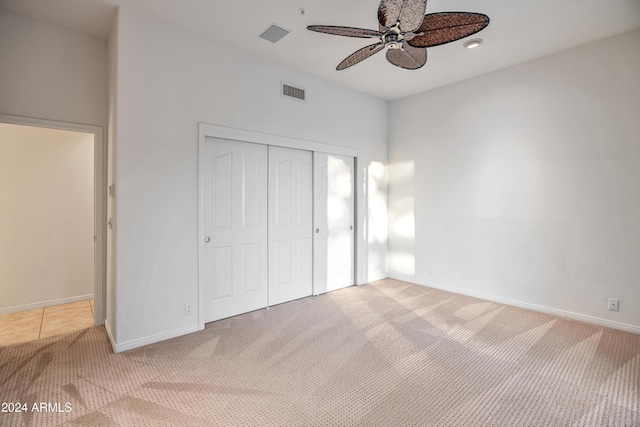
[
  {"x1": 0, "y1": 114, "x2": 106, "y2": 325},
  {"x1": 198, "y1": 123, "x2": 358, "y2": 329}
]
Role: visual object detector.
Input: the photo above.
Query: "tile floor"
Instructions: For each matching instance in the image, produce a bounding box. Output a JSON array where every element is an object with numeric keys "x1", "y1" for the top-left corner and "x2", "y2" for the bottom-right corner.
[{"x1": 0, "y1": 299, "x2": 94, "y2": 346}]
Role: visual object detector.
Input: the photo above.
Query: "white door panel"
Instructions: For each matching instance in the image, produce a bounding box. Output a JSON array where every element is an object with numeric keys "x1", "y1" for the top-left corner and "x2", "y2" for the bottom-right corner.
[
  {"x1": 268, "y1": 146, "x2": 313, "y2": 306},
  {"x1": 202, "y1": 139, "x2": 355, "y2": 321},
  {"x1": 203, "y1": 137, "x2": 268, "y2": 322},
  {"x1": 313, "y1": 153, "x2": 355, "y2": 294}
]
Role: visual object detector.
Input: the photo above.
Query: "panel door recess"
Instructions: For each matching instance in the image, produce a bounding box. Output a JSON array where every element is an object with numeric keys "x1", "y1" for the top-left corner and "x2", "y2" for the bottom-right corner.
[
  {"x1": 202, "y1": 137, "x2": 268, "y2": 323},
  {"x1": 313, "y1": 152, "x2": 355, "y2": 294},
  {"x1": 268, "y1": 146, "x2": 313, "y2": 306}
]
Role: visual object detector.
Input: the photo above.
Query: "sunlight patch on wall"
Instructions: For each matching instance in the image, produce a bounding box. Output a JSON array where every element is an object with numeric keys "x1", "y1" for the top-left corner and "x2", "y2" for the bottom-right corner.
[
  {"x1": 367, "y1": 161, "x2": 388, "y2": 244},
  {"x1": 388, "y1": 253, "x2": 415, "y2": 276},
  {"x1": 388, "y1": 161, "x2": 415, "y2": 277}
]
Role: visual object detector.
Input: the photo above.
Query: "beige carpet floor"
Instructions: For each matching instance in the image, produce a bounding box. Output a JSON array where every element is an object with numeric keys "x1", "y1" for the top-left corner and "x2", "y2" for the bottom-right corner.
[{"x1": 1, "y1": 279, "x2": 639, "y2": 426}]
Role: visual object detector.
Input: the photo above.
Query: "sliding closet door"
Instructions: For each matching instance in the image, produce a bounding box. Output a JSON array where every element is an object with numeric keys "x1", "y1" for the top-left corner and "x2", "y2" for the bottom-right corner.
[
  {"x1": 268, "y1": 146, "x2": 313, "y2": 306},
  {"x1": 202, "y1": 137, "x2": 268, "y2": 323},
  {"x1": 313, "y1": 152, "x2": 355, "y2": 294}
]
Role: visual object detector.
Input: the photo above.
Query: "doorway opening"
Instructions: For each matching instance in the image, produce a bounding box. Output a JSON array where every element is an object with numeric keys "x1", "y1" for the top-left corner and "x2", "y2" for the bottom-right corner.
[{"x1": 0, "y1": 114, "x2": 105, "y2": 346}]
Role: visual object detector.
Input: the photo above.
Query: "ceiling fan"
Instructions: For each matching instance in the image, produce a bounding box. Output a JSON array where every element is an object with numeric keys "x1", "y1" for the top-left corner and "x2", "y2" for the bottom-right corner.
[{"x1": 307, "y1": 0, "x2": 490, "y2": 70}]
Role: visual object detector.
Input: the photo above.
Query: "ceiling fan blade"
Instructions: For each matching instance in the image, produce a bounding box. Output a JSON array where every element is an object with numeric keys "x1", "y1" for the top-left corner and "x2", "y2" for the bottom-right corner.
[
  {"x1": 307, "y1": 25, "x2": 382, "y2": 39},
  {"x1": 398, "y1": 0, "x2": 428, "y2": 32},
  {"x1": 378, "y1": 0, "x2": 427, "y2": 32},
  {"x1": 407, "y1": 12, "x2": 490, "y2": 48},
  {"x1": 378, "y1": 0, "x2": 403, "y2": 29},
  {"x1": 386, "y1": 44, "x2": 427, "y2": 70},
  {"x1": 336, "y1": 43, "x2": 385, "y2": 70}
]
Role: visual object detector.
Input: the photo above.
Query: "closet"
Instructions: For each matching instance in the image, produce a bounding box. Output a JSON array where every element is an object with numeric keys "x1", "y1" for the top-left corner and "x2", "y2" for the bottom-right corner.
[{"x1": 200, "y1": 135, "x2": 354, "y2": 323}]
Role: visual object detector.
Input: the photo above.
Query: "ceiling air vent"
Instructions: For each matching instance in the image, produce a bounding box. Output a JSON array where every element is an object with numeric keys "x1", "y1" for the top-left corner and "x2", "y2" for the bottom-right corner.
[
  {"x1": 281, "y1": 82, "x2": 306, "y2": 102},
  {"x1": 259, "y1": 24, "x2": 290, "y2": 43}
]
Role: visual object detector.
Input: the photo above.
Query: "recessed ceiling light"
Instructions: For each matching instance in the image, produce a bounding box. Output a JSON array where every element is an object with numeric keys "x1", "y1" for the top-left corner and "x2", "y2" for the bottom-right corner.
[{"x1": 464, "y1": 38, "x2": 483, "y2": 49}]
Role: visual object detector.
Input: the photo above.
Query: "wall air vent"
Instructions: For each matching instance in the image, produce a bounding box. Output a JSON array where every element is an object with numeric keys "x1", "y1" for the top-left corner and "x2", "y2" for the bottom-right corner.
[
  {"x1": 259, "y1": 24, "x2": 291, "y2": 43},
  {"x1": 281, "y1": 82, "x2": 306, "y2": 102}
]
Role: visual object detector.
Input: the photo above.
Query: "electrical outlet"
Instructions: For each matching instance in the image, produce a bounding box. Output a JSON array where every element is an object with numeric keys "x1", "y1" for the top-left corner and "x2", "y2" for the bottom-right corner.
[
  {"x1": 185, "y1": 304, "x2": 193, "y2": 315},
  {"x1": 608, "y1": 298, "x2": 619, "y2": 312}
]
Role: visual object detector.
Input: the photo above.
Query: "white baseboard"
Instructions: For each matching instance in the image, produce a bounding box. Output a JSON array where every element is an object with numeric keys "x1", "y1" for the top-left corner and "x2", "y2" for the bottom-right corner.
[
  {"x1": 396, "y1": 278, "x2": 640, "y2": 335},
  {"x1": 109, "y1": 323, "x2": 203, "y2": 353},
  {"x1": 358, "y1": 273, "x2": 387, "y2": 286},
  {"x1": 0, "y1": 294, "x2": 94, "y2": 315}
]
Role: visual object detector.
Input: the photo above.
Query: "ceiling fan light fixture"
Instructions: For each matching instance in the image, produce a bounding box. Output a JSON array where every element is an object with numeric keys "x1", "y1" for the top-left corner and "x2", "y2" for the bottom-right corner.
[{"x1": 464, "y1": 38, "x2": 483, "y2": 49}]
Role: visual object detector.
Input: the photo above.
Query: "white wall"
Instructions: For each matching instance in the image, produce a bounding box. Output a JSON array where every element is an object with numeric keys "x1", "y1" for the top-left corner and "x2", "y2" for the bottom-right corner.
[
  {"x1": 105, "y1": 13, "x2": 119, "y2": 343},
  {"x1": 0, "y1": 11, "x2": 108, "y2": 128},
  {"x1": 110, "y1": 7, "x2": 388, "y2": 348},
  {"x1": 0, "y1": 123, "x2": 94, "y2": 313},
  {"x1": 389, "y1": 30, "x2": 640, "y2": 331}
]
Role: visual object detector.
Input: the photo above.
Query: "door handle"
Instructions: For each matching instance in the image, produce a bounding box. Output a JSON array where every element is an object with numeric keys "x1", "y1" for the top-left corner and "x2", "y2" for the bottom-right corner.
[
  {"x1": 315, "y1": 228, "x2": 319, "y2": 234},
  {"x1": 349, "y1": 225, "x2": 353, "y2": 230},
  {"x1": 204, "y1": 236, "x2": 211, "y2": 243}
]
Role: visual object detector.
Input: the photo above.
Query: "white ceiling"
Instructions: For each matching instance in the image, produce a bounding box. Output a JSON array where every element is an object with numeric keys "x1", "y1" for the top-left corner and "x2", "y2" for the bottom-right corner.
[{"x1": 2, "y1": 0, "x2": 640, "y2": 100}]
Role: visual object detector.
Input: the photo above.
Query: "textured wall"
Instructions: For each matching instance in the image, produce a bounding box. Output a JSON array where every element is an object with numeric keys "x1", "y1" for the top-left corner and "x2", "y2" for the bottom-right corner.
[
  {"x1": 111, "y1": 7, "x2": 389, "y2": 346},
  {"x1": 0, "y1": 12, "x2": 107, "y2": 128},
  {"x1": 388, "y1": 30, "x2": 640, "y2": 331}
]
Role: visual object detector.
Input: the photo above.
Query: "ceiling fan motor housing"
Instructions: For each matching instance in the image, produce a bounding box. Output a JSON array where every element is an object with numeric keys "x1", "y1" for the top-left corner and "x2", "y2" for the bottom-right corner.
[{"x1": 383, "y1": 32, "x2": 403, "y2": 49}]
